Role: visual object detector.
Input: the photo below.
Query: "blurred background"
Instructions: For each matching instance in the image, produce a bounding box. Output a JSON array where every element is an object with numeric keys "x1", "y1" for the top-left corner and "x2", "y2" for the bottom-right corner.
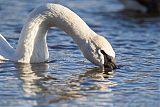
[{"x1": 0, "y1": 0, "x2": 159, "y2": 107}]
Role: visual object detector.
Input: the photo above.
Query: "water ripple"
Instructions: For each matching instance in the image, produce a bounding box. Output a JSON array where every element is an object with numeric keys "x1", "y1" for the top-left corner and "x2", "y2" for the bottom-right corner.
[{"x1": 0, "y1": 0, "x2": 160, "y2": 107}]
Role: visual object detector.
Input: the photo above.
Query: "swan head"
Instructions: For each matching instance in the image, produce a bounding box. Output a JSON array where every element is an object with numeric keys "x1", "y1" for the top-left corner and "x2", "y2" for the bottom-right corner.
[{"x1": 81, "y1": 35, "x2": 116, "y2": 69}]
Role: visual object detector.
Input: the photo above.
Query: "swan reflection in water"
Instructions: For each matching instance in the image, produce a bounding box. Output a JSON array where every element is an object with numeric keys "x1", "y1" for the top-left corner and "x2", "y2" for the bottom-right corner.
[{"x1": 15, "y1": 63, "x2": 117, "y2": 105}]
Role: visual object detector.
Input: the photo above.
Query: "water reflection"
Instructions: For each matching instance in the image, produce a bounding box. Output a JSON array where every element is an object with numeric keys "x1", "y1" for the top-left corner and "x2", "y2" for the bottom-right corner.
[
  {"x1": 15, "y1": 63, "x2": 116, "y2": 105},
  {"x1": 16, "y1": 63, "x2": 50, "y2": 97},
  {"x1": 78, "y1": 68, "x2": 117, "y2": 91}
]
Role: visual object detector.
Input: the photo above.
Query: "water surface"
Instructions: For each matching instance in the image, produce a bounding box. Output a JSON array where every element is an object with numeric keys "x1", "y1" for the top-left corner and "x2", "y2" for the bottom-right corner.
[{"x1": 0, "y1": 0, "x2": 159, "y2": 107}]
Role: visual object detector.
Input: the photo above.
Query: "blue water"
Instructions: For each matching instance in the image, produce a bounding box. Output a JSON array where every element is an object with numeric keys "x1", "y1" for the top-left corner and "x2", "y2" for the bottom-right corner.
[{"x1": 0, "y1": 0, "x2": 160, "y2": 107}]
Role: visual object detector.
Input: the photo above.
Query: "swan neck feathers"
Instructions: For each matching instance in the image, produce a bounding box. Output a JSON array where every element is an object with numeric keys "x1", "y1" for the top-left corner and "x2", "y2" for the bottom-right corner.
[{"x1": 14, "y1": 3, "x2": 96, "y2": 63}]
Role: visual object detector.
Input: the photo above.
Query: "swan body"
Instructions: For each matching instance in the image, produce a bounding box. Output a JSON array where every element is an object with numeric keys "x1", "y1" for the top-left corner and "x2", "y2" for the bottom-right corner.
[
  {"x1": 0, "y1": 4, "x2": 116, "y2": 69},
  {"x1": 120, "y1": 0, "x2": 160, "y2": 13}
]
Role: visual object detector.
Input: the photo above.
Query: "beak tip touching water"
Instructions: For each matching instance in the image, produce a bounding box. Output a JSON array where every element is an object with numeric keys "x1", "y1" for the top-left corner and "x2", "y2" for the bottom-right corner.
[
  {"x1": 104, "y1": 60, "x2": 117, "y2": 70},
  {"x1": 103, "y1": 57, "x2": 117, "y2": 70}
]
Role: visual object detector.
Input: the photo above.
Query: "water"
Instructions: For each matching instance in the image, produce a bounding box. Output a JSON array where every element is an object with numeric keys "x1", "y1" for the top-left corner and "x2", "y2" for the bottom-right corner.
[{"x1": 0, "y1": 0, "x2": 160, "y2": 107}]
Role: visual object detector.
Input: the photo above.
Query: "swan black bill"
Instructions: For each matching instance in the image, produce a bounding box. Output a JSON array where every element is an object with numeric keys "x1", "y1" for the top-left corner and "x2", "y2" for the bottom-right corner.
[
  {"x1": 104, "y1": 59, "x2": 117, "y2": 70},
  {"x1": 101, "y1": 50, "x2": 117, "y2": 70}
]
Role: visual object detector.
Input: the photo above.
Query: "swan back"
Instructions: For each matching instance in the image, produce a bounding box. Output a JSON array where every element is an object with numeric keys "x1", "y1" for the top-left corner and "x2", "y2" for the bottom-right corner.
[{"x1": 0, "y1": 34, "x2": 14, "y2": 60}]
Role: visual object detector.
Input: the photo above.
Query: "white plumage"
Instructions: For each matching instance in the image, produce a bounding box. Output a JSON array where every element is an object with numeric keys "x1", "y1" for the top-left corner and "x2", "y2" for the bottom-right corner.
[{"x1": 0, "y1": 4, "x2": 115, "y2": 68}]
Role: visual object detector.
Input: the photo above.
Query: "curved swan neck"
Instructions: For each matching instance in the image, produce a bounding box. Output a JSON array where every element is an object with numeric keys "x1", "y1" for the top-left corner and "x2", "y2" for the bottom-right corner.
[{"x1": 15, "y1": 4, "x2": 96, "y2": 63}]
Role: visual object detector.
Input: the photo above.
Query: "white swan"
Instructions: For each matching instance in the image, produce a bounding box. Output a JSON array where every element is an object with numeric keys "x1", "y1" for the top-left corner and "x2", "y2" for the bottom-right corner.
[{"x1": 0, "y1": 4, "x2": 116, "y2": 69}]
